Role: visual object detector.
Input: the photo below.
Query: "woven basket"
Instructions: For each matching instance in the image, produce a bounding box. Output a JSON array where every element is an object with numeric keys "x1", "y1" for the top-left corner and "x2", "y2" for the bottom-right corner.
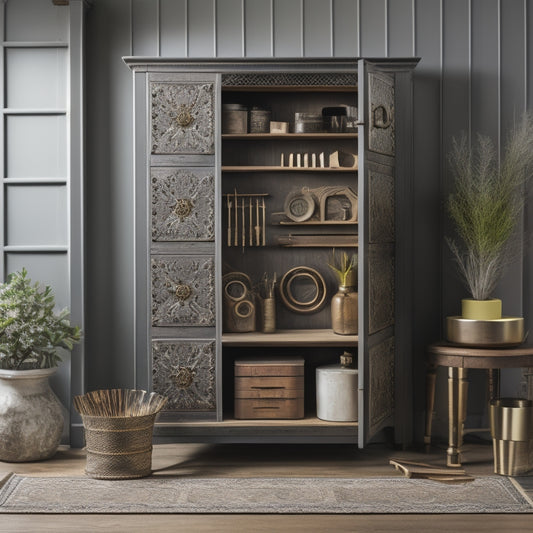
[{"x1": 74, "y1": 389, "x2": 167, "y2": 480}]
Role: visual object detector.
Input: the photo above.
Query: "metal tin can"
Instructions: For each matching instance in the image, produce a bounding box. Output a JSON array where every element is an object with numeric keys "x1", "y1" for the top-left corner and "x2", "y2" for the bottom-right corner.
[
  {"x1": 316, "y1": 363, "x2": 358, "y2": 422},
  {"x1": 249, "y1": 107, "x2": 271, "y2": 133},
  {"x1": 222, "y1": 104, "x2": 248, "y2": 134},
  {"x1": 294, "y1": 112, "x2": 323, "y2": 133}
]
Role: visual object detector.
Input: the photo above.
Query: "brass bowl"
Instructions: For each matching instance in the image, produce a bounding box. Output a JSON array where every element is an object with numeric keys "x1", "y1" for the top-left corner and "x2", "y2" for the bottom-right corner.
[{"x1": 446, "y1": 316, "x2": 525, "y2": 347}]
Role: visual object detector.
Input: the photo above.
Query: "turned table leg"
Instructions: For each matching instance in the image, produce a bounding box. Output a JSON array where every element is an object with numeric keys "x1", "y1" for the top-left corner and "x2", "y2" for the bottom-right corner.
[
  {"x1": 488, "y1": 368, "x2": 500, "y2": 400},
  {"x1": 424, "y1": 363, "x2": 437, "y2": 451},
  {"x1": 447, "y1": 367, "x2": 468, "y2": 467}
]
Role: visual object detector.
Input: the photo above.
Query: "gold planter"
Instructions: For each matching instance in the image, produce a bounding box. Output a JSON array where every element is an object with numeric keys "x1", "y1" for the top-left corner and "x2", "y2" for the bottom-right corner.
[
  {"x1": 461, "y1": 298, "x2": 502, "y2": 320},
  {"x1": 446, "y1": 316, "x2": 524, "y2": 347}
]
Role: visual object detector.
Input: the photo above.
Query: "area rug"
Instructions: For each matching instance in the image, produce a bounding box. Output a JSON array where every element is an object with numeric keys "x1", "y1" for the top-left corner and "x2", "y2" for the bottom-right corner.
[{"x1": 0, "y1": 473, "x2": 532, "y2": 514}]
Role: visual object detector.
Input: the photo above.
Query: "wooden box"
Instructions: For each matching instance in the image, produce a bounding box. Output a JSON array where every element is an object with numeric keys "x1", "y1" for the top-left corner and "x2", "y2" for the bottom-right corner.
[{"x1": 234, "y1": 357, "x2": 304, "y2": 419}]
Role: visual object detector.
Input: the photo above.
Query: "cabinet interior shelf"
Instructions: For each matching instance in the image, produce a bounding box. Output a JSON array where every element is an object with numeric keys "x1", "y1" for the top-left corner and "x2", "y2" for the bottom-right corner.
[
  {"x1": 222, "y1": 329, "x2": 358, "y2": 347},
  {"x1": 222, "y1": 166, "x2": 356, "y2": 172},
  {"x1": 277, "y1": 220, "x2": 358, "y2": 226},
  {"x1": 222, "y1": 133, "x2": 358, "y2": 140}
]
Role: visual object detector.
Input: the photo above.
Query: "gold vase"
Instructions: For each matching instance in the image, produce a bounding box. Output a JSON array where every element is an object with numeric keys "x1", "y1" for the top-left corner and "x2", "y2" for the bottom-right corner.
[{"x1": 331, "y1": 285, "x2": 358, "y2": 335}]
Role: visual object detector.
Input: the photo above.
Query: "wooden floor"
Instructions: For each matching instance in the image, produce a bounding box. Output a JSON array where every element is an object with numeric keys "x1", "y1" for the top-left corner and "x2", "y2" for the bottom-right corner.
[{"x1": 0, "y1": 439, "x2": 531, "y2": 532}]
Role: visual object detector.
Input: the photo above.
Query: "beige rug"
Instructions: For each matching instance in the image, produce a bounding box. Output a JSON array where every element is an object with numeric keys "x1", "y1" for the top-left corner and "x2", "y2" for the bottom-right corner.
[{"x1": 0, "y1": 473, "x2": 532, "y2": 514}]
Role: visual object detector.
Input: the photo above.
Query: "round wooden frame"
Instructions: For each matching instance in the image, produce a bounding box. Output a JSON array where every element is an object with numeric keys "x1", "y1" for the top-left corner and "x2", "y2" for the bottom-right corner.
[{"x1": 279, "y1": 266, "x2": 327, "y2": 314}]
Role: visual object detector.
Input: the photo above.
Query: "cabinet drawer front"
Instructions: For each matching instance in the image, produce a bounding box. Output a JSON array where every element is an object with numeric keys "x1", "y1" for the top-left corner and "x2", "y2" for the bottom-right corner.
[
  {"x1": 151, "y1": 82, "x2": 214, "y2": 155},
  {"x1": 235, "y1": 376, "x2": 304, "y2": 392},
  {"x1": 151, "y1": 255, "x2": 215, "y2": 326},
  {"x1": 151, "y1": 167, "x2": 215, "y2": 242},
  {"x1": 152, "y1": 340, "x2": 216, "y2": 411},
  {"x1": 234, "y1": 398, "x2": 304, "y2": 419}
]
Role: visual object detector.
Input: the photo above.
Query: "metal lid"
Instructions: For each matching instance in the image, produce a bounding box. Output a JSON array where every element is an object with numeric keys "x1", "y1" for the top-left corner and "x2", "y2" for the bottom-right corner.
[
  {"x1": 316, "y1": 364, "x2": 357, "y2": 375},
  {"x1": 223, "y1": 103, "x2": 247, "y2": 111}
]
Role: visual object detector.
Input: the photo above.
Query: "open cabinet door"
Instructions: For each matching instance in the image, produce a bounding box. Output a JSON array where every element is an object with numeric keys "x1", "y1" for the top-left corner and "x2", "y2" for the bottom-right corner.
[{"x1": 358, "y1": 59, "x2": 398, "y2": 447}]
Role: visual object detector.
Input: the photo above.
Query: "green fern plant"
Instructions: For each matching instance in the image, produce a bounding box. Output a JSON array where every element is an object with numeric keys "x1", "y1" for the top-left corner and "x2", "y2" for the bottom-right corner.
[
  {"x1": 447, "y1": 113, "x2": 533, "y2": 300},
  {"x1": 328, "y1": 251, "x2": 358, "y2": 287},
  {"x1": 0, "y1": 269, "x2": 81, "y2": 370}
]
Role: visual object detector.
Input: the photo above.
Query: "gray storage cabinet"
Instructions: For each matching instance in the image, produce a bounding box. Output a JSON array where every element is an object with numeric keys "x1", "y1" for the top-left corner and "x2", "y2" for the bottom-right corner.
[{"x1": 125, "y1": 58, "x2": 418, "y2": 446}]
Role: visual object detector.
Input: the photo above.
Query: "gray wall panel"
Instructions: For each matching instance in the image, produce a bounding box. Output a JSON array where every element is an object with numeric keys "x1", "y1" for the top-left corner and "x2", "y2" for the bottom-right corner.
[
  {"x1": 387, "y1": 0, "x2": 414, "y2": 57},
  {"x1": 6, "y1": 48, "x2": 67, "y2": 109},
  {"x1": 132, "y1": 0, "x2": 159, "y2": 56},
  {"x1": 303, "y1": 0, "x2": 332, "y2": 57},
  {"x1": 188, "y1": 0, "x2": 216, "y2": 57},
  {"x1": 332, "y1": 0, "x2": 359, "y2": 56},
  {"x1": 273, "y1": 0, "x2": 303, "y2": 56},
  {"x1": 160, "y1": 0, "x2": 187, "y2": 57},
  {"x1": 244, "y1": 0, "x2": 273, "y2": 57},
  {"x1": 5, "y1": 0, "x2": 68, "y2": 42},
  {"x1": 360, "y1": 0, "x2": 386, "y2": 56},
  {"x1": 217, "y1": 0, "x2": 244, "y2": 57}
]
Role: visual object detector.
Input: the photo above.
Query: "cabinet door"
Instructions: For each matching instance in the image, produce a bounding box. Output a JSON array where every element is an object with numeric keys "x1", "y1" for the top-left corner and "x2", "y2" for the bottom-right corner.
[
  {"x1": 358, "y1": 60, "x2": 397, "y2": 447},
  {"x1": 151, "y1": 167, "x2": 215, "y2": 242},
  {"x1": 152, "y1": 340, "x2": 216, "y2": 411},
  {"x1": 150, "y1": 81, "x2": 215, "y2": 155},
  {"x1": 151, "y1": 255, "x2": 216, "y2": 327}
]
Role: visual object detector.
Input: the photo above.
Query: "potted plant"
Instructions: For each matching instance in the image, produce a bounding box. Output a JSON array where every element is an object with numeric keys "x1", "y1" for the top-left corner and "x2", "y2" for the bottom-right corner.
[
  {"x1": 446, "y1": 113, "x2": 533, "y2": 344},
  {"x1": 0, "y1": 269, "x2": 81, "y2": 461},
  {"x1": 328, "y1": 251, "x2": 358, "y2": 335}
]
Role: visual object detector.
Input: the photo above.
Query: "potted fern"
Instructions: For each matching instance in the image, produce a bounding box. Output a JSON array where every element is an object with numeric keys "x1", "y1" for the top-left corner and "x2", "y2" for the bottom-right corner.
[
  {"x1": 328, "y1": 251, "x2": 358, "y2": 335},
  {"x1": 446, "y1": 113, "x2": 533, "y2": 344},
  {"x1": 0, "y1": 269, "x2": 81, "y2": 461}
]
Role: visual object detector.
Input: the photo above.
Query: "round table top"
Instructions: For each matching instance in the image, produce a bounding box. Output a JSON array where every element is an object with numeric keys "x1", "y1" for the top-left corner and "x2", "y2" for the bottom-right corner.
[{"x1": 428, "y1": 342, "x2": 533, "y2": 369}]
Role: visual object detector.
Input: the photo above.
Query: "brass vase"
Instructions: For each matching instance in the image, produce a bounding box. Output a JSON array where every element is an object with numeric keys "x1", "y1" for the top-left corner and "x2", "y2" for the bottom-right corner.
[{"x1": 331, "y1": 285, "x2": 358, "y2": 335}]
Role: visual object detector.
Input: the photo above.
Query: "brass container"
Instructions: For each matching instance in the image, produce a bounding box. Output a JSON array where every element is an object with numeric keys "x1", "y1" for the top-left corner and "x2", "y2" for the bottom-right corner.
[
  {"x1": 331, "y1": 286, "x2": 358, "y2": 335},
  {"x1": 490, "y1": 398, "x2": 533, "y2": 476},
  {"x1": 260, "y1": 297, "x2": 276, "y2": 333},
  {"x1": 446, "y1": 316, "x2": 524, "y2": 347},
  {"x1": 461, "y1": 298, "x2": 502, "y2": 320}
]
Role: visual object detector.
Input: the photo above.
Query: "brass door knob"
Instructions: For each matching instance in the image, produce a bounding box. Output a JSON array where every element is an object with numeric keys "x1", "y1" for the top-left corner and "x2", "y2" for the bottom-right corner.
[
  {"x1": 173, "y1": 198, "x2": 193, "y2": 220},
  {"x1": 176, "y1": 104, "x2": 194, "y2": 127},
  {"x1": 172, "y1": 367, "x2": 195, "y2": 388},
  {"x1": 175, "y1": 284, "x2": 192, "y2": 301}
]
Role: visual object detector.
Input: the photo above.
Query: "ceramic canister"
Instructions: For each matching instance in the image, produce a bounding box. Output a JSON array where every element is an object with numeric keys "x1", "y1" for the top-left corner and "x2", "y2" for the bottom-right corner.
[{"x1": 316, "y1": 364, "x2": 358, "y2": 422}]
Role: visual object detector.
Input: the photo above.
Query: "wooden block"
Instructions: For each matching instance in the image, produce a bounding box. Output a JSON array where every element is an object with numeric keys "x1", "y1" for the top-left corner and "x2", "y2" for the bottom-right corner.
[
  {"x1": 235, "y1": 375, "x2": 305, "y2": 391},
  {"x1": 234, "y1": 388, "x2": 303, "y2": 399},
  {"x1": 234, "y1": 398, "x2": 304, "y2": 419},
  {"x1": 235, "y1": 357, "x2": 304, "y2": 377}
]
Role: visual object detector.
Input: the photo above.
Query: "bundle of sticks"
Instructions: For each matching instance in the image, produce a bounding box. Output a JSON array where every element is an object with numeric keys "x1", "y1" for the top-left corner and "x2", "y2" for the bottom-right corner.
[
  {"x1": 225, "y1": 191, "x2": 267, "y2": 250},
  {"x1": 73, "y1": 389, "x2": 167, "y2": 418}
]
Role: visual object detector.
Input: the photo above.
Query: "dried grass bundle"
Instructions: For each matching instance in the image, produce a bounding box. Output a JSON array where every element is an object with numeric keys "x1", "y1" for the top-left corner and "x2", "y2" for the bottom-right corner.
[{"x1": 74, "y1": 389, "x2": 167, "y2": 418}]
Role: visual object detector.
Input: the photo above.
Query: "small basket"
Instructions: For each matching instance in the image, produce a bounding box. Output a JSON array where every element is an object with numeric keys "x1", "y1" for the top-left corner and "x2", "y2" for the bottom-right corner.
[{"x1": 74, "y1": 389, "x2": 167, "y2": 480}]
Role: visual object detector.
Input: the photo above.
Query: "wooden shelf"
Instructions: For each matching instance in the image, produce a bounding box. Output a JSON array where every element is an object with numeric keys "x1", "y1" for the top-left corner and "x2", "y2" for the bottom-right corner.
[
  {"x1": 222, "y1": 166, "x2": 357, "y2": 172},
  {"x1": 156, "y1": 416, "x2": 357, "y2": 428},
  {"x1": 222, "y1": 133, "x2": 358, "y2": 140},
  {"x1": 278, "y1": 220, "x2": 358, "y2": 226},
  {"x1": 222, "y1": 329, "x2": 358, "y2": 347}
]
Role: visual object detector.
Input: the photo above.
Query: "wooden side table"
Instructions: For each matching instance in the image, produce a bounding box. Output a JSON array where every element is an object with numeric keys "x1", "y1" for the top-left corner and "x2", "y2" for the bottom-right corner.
[{"x1": 425, "y1": 342, "x2": 533, "y2": 467}]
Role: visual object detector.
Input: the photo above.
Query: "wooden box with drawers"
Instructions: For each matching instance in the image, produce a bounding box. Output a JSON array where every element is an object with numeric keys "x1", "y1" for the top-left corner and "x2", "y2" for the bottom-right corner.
[{"x1": 234, "y1": 357, "x2": 305, "y2": 419}]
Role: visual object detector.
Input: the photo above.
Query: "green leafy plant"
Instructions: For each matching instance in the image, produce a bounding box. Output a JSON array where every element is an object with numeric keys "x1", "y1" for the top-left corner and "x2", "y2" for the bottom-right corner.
[
  {"x1": 447, "y1": 113, "x2": 533, "y2": 300},
  {"x1": 328, "y1": 251, "x2": 358, "y2": 287},
  {"x1": 0, "y1": 269, "x2": 81, "y2": 370}
]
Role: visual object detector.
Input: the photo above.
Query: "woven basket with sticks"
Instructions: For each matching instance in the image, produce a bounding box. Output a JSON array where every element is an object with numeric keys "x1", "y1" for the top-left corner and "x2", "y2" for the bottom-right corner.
[{"x1": 74, "y1": 389, "x2": 167, "y2": 480}]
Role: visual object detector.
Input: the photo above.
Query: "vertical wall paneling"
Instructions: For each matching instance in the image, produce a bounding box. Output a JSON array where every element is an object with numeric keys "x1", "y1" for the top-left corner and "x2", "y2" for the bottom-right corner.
[
  {"x1": 411, "y1": 0, "x2": 443, "y2": 436},
  {"x1": 160, "y1": 0, "x2": 187, "y2": 57},
  {"x1": 303, "y1": 0, "x2": 332, "y2": 57},
  {"x1": 359, "y1": 0, "x2": 386, "y2": 57},
  {"x1": 131, "y1": 0, "x2": 159, "y2": 56},
  {"x1": 244, "y1": 0, "x2": 272, "y2": 57},
  {"x1": 68, "y1": 0, "x2": 86, "y2": 447},
  {"x1": 188, "y1": 0, "x2": 216, "y2": 57},
  {"x1": 0, "y1": 2, "x2": 5, "y2": 283},
  {"x1": 273, "y1": 0, "x2": 302, "y2": 57},
  {"x1": 332, "y1": 0, "x2": 359, "y2": 57},
  {"x1": 86, "y1": 0, "x2": 135, "y2": 392},
  {"x1": 387, "y1": 0, "x2": 415, "y2": 57},
  {"x1": 216, "y1": 0, "x2": 244, "y2": 57},
  {"x1": 441, "y1": 0, "x2": 471, "y2": 320}
]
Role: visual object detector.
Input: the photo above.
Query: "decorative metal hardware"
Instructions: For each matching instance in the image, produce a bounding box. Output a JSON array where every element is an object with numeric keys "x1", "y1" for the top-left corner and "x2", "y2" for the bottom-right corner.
[
  {"x1": 175, "y1": 284, "x2": 192, "y2": 301},
  {"x1": 176, "y1": 104, "x2": 193, "y2": 127},
  {"x1": 172, "y1": 367, "x2": 195, "y2": 389},
  {"x1": 173, "y1": 198, "x2": 193, "y2": 220},
  {"x1": 372, "y1": 104, "x2": 392, "y2": 129}
]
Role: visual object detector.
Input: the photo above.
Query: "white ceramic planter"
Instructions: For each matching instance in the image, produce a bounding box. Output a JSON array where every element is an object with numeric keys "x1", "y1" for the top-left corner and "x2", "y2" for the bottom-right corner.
[{"x1": 0, "y1": 367, "x2": 64, "y2": 462}]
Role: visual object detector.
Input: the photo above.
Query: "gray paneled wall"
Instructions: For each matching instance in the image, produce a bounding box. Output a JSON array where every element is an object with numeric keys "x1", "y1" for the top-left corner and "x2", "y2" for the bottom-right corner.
[
  {"x1": 76, "y1": 0, "x2": 532, "y2": 442},
  {"x1": 1, "y1": 0, "x2": 85, "y2": 442}
]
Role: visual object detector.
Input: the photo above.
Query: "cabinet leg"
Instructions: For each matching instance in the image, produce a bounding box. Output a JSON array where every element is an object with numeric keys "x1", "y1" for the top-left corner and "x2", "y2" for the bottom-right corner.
[
  {"x1": 447, "y1": 367, "x2": 468, "y2": 467},
  {"x1": 424, "y1": 363, "x2": 437, "y2": 451},
  {"x1": 488, "y1": 368, "x2": 500, "y2": 400}
]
